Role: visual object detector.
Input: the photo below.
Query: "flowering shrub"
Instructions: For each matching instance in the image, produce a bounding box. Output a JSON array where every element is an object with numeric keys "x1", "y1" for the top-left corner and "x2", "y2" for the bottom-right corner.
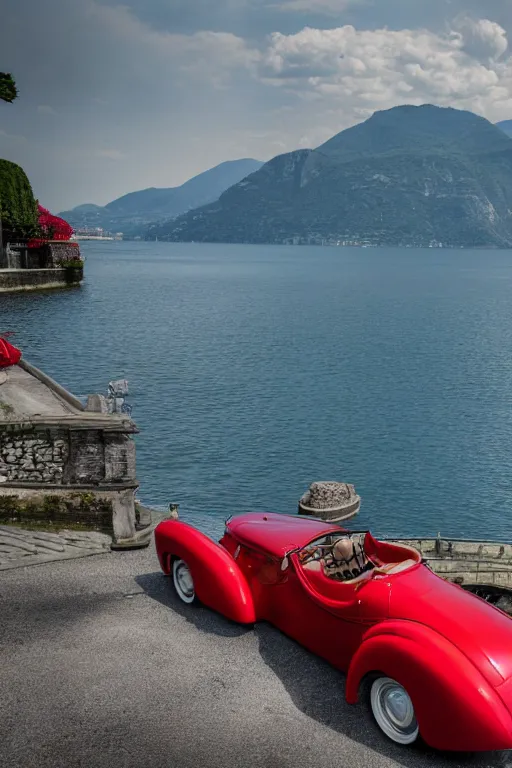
[
  {"x1": 38, "y1": 205, "x2": 74, "y2": 240},
  {"x1": 27, "y1": 204, "x2": 75, "y2": 248}
]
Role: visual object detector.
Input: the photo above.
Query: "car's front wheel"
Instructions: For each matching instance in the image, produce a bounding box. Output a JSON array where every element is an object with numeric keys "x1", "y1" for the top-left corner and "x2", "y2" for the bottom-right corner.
[
  {"x1": 369, "y1": 676, "x2": 419, "y2": 745},
  {"x1": 172, "y1": 558, "x2": 196, "y2": 604}
]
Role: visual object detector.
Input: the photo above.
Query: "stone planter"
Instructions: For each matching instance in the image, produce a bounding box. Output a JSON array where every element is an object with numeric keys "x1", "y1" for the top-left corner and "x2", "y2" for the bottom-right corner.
[{"x1": 298, "y1": 481, "x2": 361, "y2": 522}]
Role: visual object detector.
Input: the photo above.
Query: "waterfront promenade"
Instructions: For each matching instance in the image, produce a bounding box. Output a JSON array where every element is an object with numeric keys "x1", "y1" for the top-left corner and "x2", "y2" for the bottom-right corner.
[{"x1": 1, "y1": 544, "x2": 510, "y2": 768}]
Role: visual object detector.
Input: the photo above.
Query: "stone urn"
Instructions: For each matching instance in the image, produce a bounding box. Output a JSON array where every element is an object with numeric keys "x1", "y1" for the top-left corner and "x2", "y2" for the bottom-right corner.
[{"x1": 298, "y1": 481, "x2": 361, "y2": 522}]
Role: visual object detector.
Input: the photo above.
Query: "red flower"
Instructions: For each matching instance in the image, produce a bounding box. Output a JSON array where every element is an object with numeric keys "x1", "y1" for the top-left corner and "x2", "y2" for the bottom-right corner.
[{"x1": 27, "y1": 204, "x2": 74, "y2": 248}]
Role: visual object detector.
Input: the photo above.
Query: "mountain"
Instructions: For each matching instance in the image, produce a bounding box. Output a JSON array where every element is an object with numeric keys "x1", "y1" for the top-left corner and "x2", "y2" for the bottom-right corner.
[
  {"x1": 58, "y1": 158, "x2": 263, "y2": 237},
  {"x1": 152, "y1": 105, "x2": 512, "y2": 248},
  {"x1": 496, "y1": 120, "x2": 512, "y2": 139}
]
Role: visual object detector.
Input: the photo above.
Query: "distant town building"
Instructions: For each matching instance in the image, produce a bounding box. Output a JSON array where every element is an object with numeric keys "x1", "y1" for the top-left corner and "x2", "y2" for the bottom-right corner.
[{"x1": 72, "y1": 226, "x2": 117, "y2": 241}]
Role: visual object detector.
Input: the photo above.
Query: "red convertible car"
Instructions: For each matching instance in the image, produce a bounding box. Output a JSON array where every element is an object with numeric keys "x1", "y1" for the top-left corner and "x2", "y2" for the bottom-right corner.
[{"x1": 155, "y1": 512, "x2": 512, "y2": 752}]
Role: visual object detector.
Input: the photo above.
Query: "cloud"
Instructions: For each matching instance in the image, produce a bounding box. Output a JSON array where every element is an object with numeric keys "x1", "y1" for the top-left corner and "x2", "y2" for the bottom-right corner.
[
  {"x1": 95, "y1": 0, "x2": 255, "y2": 36},
  {"x1": 0, "y1": 0, "x2": 269, "y2": 209},
  {"x1": 2, "y1": 0, "x2": 512, "y2": 212},
  {"x1": 453, "y1": 16, "x2": 508, "y2": 63},
  {"x1": 84, "y1": 2, "x2": 258, "y2": 87},
  {"x1": 257, "y1": 21, "x2": 512, "y2": 125},
  {"x1": 2, "y1": 0, "x2": 258, "y2": 108}
]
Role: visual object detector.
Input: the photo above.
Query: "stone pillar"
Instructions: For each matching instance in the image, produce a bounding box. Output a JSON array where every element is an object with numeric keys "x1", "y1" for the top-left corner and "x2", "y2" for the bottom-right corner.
[{"x1": 111, "y1": 488, "x2": 138, "y2": 542}]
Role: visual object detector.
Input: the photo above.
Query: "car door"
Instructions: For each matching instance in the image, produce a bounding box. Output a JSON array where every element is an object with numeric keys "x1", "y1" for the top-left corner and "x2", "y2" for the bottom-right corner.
[
  {"x1": 233, "y1": 545, "x2": 288, "y2": 620},
  {"x1": 263, "y1": 553, "x2": 368, "y2": 671}
]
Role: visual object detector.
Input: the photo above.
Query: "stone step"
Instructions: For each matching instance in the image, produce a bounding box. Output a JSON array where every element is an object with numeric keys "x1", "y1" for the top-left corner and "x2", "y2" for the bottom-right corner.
[{"x1": 0, "y1": 534, "x2": 38, "y2": 553}]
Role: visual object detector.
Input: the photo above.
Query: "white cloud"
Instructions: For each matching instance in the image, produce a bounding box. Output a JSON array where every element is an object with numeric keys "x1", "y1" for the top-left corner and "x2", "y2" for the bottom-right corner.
[
  {"x1": 3, "y1": 0, "x2": 512, "y2": 211},
  {"x1": 256, "y1": 21, "x2": 512, "y2": 127},
  {"x1": 452, "y1": 16, "x2": 508, "y2": 63}
]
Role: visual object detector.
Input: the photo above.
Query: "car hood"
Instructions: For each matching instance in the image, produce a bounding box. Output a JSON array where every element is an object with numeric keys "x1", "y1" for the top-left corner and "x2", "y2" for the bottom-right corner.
[{"x1": 389, "y1": 566, "x2": 512, "y2": 686}]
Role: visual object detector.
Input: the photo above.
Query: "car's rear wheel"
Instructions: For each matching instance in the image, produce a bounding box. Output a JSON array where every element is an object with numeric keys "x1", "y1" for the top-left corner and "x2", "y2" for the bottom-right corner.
[
  {"x1": 172, "y1": 558, "x2": 196, "y2": 604},
  {"x1": 369, "y1": 676, "x2": 419, "y2": 745}
]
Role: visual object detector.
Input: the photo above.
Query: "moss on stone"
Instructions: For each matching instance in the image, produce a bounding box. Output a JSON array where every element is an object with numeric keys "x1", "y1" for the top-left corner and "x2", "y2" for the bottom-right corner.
[
  {"x1": 2, "y1": 519, "x2": 95, "y2": 533},
  {"x1": 0, "y1": 492, "x2": 113, "y2": 531},
  {"x1": 0, "y1": 400, "x2": 15, "y2": 417}
]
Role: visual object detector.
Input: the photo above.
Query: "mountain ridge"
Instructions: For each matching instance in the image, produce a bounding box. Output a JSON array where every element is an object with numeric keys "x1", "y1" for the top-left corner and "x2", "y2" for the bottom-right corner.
[
  {"x1": 58, "y1": 158, "x2": 263, "y2": 236},
  {"x1": 496, "y1": 120, "x2": 512, "y2": 139},
  {"x1": 150, "y1": 105, "x2": 512, "y2": 248}
]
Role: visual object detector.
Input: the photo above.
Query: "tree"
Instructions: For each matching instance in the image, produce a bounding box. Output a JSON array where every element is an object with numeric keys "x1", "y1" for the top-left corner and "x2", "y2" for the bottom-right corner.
[
  {"x1": 0, "y1": 73, "x2": 18, "y2": 103},
  {"x1": 0, "y1": 73, "x2": 19, "y2": 261},
  {"x1": 0, "y1": 160, "x2": 39, "y2": 243}
]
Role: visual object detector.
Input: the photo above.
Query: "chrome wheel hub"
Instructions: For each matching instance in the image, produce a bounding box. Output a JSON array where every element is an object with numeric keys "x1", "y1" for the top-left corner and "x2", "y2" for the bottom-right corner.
[
  {"x1": 173, "y1": 560, "x2": 195, "y2": 603},
  {"x1": 370, "y1": 678, "x2": 419, "y2": 745},
  {"x1": 176, "y1": 565, "x2": 193, "y2": 596}
]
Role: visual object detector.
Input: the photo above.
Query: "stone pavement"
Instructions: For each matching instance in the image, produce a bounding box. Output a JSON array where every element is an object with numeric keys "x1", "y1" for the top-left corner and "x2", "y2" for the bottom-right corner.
[{"x1": 0, "y1": 525, "x2": 111, "y2": 570}]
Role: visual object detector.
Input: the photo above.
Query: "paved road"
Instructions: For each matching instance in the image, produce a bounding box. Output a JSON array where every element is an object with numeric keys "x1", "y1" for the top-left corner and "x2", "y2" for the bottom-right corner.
[{"x1": 1, "y1": 544, "x2": 511, "y2": 768}]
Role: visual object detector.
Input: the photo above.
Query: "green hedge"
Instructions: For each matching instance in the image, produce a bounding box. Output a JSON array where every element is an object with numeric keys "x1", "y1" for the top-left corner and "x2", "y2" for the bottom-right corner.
[{"x1": 0, "y1": 159, "x2": 39, "y2": 240}]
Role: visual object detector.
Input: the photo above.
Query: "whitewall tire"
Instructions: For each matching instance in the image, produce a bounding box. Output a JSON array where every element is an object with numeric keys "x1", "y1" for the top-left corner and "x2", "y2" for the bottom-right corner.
[
  {"x1": 172, "y1": 559, "x2": 196, "y2": 604},
  {"x1": 369, "y1": 677, "x2": 419, "y2": 745}
]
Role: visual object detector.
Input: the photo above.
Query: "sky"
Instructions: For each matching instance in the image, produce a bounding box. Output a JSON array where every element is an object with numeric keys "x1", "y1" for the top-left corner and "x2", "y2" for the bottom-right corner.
[{"x1": 2, "y1": 0, "x2": 512, "y2": 211}]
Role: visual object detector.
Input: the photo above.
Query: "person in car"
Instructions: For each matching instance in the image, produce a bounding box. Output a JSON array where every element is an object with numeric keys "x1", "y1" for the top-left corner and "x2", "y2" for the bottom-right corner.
[
  {"x1": 323, "y1": 536, "x2": 375, "y2": 581},
  {"x1": 302, "y1": 535, "x2": 376, "y2": 581}
]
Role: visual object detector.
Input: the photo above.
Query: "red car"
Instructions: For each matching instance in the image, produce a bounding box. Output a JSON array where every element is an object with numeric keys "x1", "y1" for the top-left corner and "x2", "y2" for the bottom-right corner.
[{"x1": 155, "y1": 512, "x2": 512, "y2": 752}]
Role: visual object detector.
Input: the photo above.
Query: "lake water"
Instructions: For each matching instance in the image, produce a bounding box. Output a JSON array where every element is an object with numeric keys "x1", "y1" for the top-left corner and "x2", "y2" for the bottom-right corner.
[{"x1": 2, "y1": 241, "x2": 512, "y2": 542}]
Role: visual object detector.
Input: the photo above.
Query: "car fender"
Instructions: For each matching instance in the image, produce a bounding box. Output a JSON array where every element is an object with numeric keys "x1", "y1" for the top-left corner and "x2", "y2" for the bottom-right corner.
[
  {"x1": 346, "y1": 620, "x2": 512, "y2": 752},
  {"x1": 154, "y1": 520, "x2": 256, "y2": 624}
]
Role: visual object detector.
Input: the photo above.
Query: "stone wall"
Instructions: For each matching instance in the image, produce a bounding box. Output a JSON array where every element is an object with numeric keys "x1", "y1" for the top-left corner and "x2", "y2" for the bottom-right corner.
[
  {"x1": 0, "y1": 356, "x2": 147, "y2": 548},
  {"x1": 0, "y1": 429, "x2": 136, "y2": 486},
  {"x1": 0, "y1": 486, "x2": 139, "y2": 542},
  {"x1": 3, "y1": 241, "x2": 81, "y2": 269},
  {"x1": 3, "y1": 243, "x2": 44, "y2": 269},
  {"x1": 104, "y1": 434, "x2": 136, "y2": 482},
  {"x1": 0, "y1": 268, "x2": 80, "y2": 293},
  {"x1": 389, "y1": 538, "x2": 512, "y2": 590},
  {"x1": 0, "y1": 491, "x2": 113, "y2": 531},
  {"x1": 44, "y1": 241, "x2": 81, "y2": 266},
  {"x1": 0, "y1": 433, "x2": 68, "y2": 483}
]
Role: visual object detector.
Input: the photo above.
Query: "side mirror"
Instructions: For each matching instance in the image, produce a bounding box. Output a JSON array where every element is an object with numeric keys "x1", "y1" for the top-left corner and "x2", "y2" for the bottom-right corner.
[{"x1": 281, "y1": 557, "x2": 289, "y2": 571}]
